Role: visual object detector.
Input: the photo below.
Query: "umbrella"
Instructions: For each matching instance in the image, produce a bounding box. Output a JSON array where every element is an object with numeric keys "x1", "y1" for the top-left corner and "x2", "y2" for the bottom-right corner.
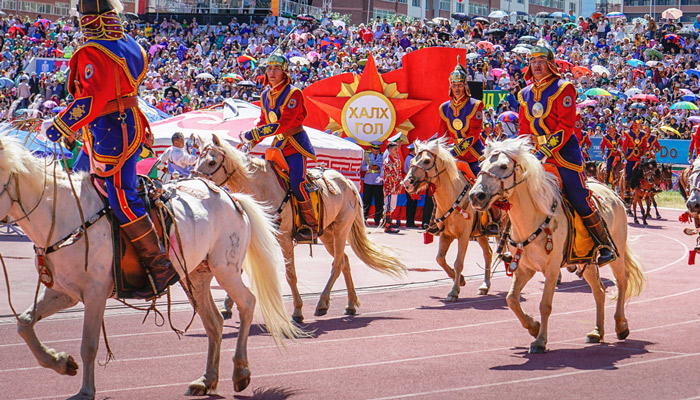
[
  {"x1": 536, "y1": 12, "x2": 550, "y2": 18},
  {"x1": 687, "y1": 69, "x2": 700, "y2": 79},
  {"x1": 591, "y1": 12, "x2": 602, "y2": 19},
  {"x1": 237, "y1": 80, "x2": 256, "y2": 87},
  {"x1": 195, "y1": 72, "x2": 214, "y2": 80},
  {"x1": 550, "y1": 12, "x2": 568, "y2": 19},
  {"x1": 223, "y1": 73, "x2": 243, "y2": 82},
  {"x1": 286, "y1": 49, "x2": 303, "y2": 58},
  {"x1": 519, "y1": 36, "x2": 538, "y2": 43},
  {"x1": 645, "y1": 60, "x2": 660, "y2": 67},
  {"x1": 290, "y1": 56, "x2": 310, "y2": 65},
  {"x1": 680, "y1": 88, "x2": 695, "y2": 95},
  {"x1": 644, "y1": 48, "x2": 662, "y2": 60},
  {"x1": 34, "y1": 18, "x2": 54, "y2": 30},
  {"x1": 661, "y1": 8, "x2": 682, "y2": 20},
  {"x1": 571, "y1": 66, "x2": 592, "y2": 78},
  {"x1": 689, "y1": 116, "x2": 700, "y2": 124},
  {"x1": 583, "y1": 88, "x2": 611, "y2": 97},
  {"x1": 237, "y1": 55, "x2": 255, "y2": 63},
  {"x1": 670, "y1": 101, "x2": 699, "y2": 110},
  {"x1": 484, "y1": 29, "x2": 505, "y2": 38},
  {"x1": 629, "y1": 103, "x2": 647, "y2": 109},
  {"x1": 451, "y1": 13, "x2": 469, "y2": 22},
  {"x1": 512, "y1": 46, "x2": 531, "y2": 55},
  {"x1": 8, "y1": 26, "x2": 24, "y2": 37},
  {"x1": 163, "y1": 86, "x2": 181, "y2": 98},
  {"x1": 632, "y1": 94, "x2": 659, "y2": 102},
  {"x1": 306, "y1": 51, "x2": 320, "y2": 61},
  {"x1": 466, "y1": 52, "x2": 480, "y2": 60},
  {"x1": 511, "y1": 11, "x2": 528, "y2": 16},
  {"x1": 488, "y1": 10, "x2": 508, "y2": 19},
  {"x1": 606, "y1": 12, "x2": 626, "y2": 19},
  {"x1": 148, "y1": 44, "x2": 164, "y2": 56},
  {"x1": 477, "y1": 41, "x2": 494, "y2": 51},
  {"x1": 608, "y1": 89, "x2": 627, "y2": 99},
  {"x1": 626, "y1": 59, "x2": 645, "y2": 68},
  {"x1": 332, "y1": 19, "x2": 345, "y2": 28},
  {"x1": 682, "y1": 94, "x2": 699, "y2": 102},
  {"x1": 320, "y1": 37, "x2": 341, "y2": 51},
  {"x1": 357, "y1": 59, "x2": 368, "y2": 66},
  {"x1": 313, "y1": 28, "x2": 330, "y2": 36},
  {"x1": 51, "y1": 106, "x2": 66, "y2": 113},
  {"x1": 124, "y1": 12, "x2": 140, "y2": 21},
  {"x1": 297, "y1": 14, "x2": 317, "y2": 22},
  {"x1": 678, "y1": 28, "x2": 699, "y2": 39},
  {"x1": 0, "y1": 77, "x2": 14, "y2": 88},
  {"x1": 576, "y1": 99, "x2": 598, "y2": 108},
  {"x1": 624, "y1": 88, "x2": 643, "y2": 97},
  {"x1": 491, "y1": 68, "x2": 507, "y2": 78},
  {"x1": 432, "y1": 17, "x2": 449, "y2": 24},
  {"x1": 660, "y1": 126, "x2": 681, "y2": 136},
  {"x1": 43, "y1": 100, "x2": 57, "y2": 108},
  {"x1": 563, "y1": 23, "x2": 577, "y2": 29},
  {"x1": 592, "y1": 65, "x2": 611, "y2": 76},
  {"x1": 498, "y1": 111, "x2": 518, "y2": 122},
  {"x1": 472, "y1": 17, "x2": 489, "y2": 24},
  {"x1": 0, "y1": 11, "x2": 6, "y2": 17},
  {"x1": 5, "y1": 129, "x2": 71, "y2": 158}
]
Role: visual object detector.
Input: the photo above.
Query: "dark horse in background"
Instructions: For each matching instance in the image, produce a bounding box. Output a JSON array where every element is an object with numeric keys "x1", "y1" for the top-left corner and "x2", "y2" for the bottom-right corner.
[
  {"x1": 628, "y1": 157, "x2": 659, "y2": 226},
  {"x1": 645, "y1": 164, "x2": 673, "y2": 220}
]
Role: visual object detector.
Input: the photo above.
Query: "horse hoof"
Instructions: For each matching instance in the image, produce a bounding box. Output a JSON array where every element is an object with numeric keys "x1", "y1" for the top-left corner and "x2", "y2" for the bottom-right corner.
[
  {"x1": 528, "y1": 321, "x2": 541, "y2": 338},
  {"x1": 529, "y1": 343, "x2": 546, "y2": 354},
  {"x1": 344, "y1": 308, "x2": 356, "y2": 316},
  {"x1": 617, "y1": 328, "x2": 630, "y2": 340},
  {"x1": 585, "y1": 334, "x2": 601, "y2": 343},
  {"x1": 656, "y1": 215, "x2": 661, "y2": 220},
  {"x1": 185, "y1": 383, "x2": 208, "y2": 396},
  {"x1": 220, "y1": 310, "x2": 232, "y2": 320},
  {"x1": 314, "y1": 308, "x2": 328, "y2": 317},
  {"x1": 459, "y1": 275, "x2": 466, "y2": 286},
  {"x1": 478, "y1": 288, "x2": 489, "y2": 296},
  {"x1": 643, "y1": 222, "x2": 649, "y2": 227},
  {"x1": 291, "y1": 315, "x2": 304, "y2": 324},
  {"x1": 446, "y1": 294, "x2": 458, "y2": 302},
  {"x1": 234, "y1": 376, "x2": 251, "y2": 392},
  {"x1": 634, "y1": 219, "x2": 639, "y2": 224}
]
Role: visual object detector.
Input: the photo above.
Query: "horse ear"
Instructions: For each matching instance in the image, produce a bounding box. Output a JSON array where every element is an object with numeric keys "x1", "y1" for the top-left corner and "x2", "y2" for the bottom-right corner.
[{"x1": 212, "y1": 134, "x2": 221, "y2": 147}]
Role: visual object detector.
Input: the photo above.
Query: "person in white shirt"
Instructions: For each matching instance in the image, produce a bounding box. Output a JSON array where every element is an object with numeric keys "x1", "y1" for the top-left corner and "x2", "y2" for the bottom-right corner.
[{"x1": 158, "y1": 132, "x2": 199, "y2": 178}]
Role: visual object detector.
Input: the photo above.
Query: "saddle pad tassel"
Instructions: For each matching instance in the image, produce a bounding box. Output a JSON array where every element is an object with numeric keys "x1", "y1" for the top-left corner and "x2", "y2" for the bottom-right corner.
[{"x1": 689, "y1": 249, "x2": 696, "y2": 266}]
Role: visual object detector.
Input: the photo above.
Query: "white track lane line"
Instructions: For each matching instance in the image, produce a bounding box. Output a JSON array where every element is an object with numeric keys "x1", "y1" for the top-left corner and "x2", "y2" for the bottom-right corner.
[{"x1": 16, "y1": 317, "x2": 700, "y2": 400}]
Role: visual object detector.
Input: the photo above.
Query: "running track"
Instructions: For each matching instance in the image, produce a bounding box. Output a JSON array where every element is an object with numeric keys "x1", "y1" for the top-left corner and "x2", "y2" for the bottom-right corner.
[{"x1": 1, "y1": 208, "x2": 700, "y2": 399}]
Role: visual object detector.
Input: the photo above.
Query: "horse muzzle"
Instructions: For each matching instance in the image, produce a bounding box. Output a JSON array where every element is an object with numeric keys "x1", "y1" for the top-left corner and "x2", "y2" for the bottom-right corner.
[{"x1": 469, "y1": 188, "x2": 492, "y2": 212}]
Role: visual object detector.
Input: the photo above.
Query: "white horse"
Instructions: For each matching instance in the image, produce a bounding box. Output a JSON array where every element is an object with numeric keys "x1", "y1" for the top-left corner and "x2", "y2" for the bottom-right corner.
[
  {"x1": 0, "y1": 136, "x2": 304, "y2": 399},
  {"x1": 469, "y1": 138, "x2": 645, "y2": 353},
  {"x1": 402, "y1": 139, "x2": 494, "y2": 301},
  {"x1": 193, "y1": 135, "x2": 406, "y2": 322}
]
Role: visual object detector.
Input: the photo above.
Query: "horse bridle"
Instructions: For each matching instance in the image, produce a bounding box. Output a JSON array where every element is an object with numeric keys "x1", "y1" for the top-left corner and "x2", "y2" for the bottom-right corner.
[
  {"x1": 476, "y1": 153, "x2": 527, "y2": 200},
  {"x1": 192, "y1": 144, "x2": 238, "y2": 186},
  {"x1": 0, "y1": 163, "x2": 49, "y2": 225},
  {"x1": 410, "y1": 149, "x2": 448, "y2": 187}
]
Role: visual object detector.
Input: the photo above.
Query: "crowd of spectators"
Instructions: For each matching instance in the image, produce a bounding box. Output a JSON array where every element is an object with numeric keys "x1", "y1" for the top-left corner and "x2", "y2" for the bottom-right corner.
[{"x1": 1, "y1": 9, "x2": 700, "y2": 139}]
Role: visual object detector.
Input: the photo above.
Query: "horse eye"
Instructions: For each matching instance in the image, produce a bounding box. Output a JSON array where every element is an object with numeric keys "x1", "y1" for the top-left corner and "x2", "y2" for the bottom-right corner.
[
  {"x1": 423, "y1": 159, "x2": 429, "y2": 165},
  {"x1": 500, "y1": 164, "x2": 508, "y2": 170},
  {"x1": 208, "y1": 160, "x2": 216, "y2": 166}
]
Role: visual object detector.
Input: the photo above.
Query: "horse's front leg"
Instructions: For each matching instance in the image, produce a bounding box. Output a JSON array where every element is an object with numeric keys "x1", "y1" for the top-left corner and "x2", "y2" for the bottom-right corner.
[
  {"x1": 435, "y1": 235, "x2": 457, "y2": 300},
  {"x1": 652, "y1": 196, "x2": 661, "y2": 219},
  {"x1": 505, "y1": 266, "x2": 539, "y2": 338},
  {"x1": 280, "y1": 239, "x2": 303, "y2": 323},
  {"x1": 17, "y1": 287, "x2": 79, "y2": 375},
  {"x1": 476, "y1": 235, "x2": 492, "y2": 295},
  {"x1": 582, "y1": 264, "x2": 606, "y2": 343},
  {"x1": 68, "y1": 290, "x2": 109, "y2": 400},
  {"x1": 446, "y1": 234, "x2": 471, "y2": 301},
  {"x1": 530, "y1": 264, "x2": 559, "y2": 354},
  {"x1": 315, "y1": 236, "x2": 344, "y2": 317},
  {"x1": 632, "y1": 195, "x2": 640, "y2": 225}
]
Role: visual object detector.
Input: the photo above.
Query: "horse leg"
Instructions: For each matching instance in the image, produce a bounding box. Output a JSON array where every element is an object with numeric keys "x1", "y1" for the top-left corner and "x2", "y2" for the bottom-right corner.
[
  {"x1": 220, "y1": 295, "x2": 234, "y2": 320},
  {"x1": 185, "y1": 268, "x2": 222, "y2": 396},
  {"x1": 505, "y1": 267, "x2": 539, "y2": 338},
  {"x1": 340, "y1": 253, "x2": 359, "y2": 316},
  {"x1": 315, "y1": 234, "x2": 344, "y2": 317},
  {"x1": 642, "y1": 197, "x2": 649, "y2": 226},
  {"x1": 17, "y1": 287, "x2": 79, "y2": 375},
  {"x1": 281, "y1": 239, "x2": 303, "y2": 323},
  {"x1": 652, "y1": 196, "x2": 661, "y2": 219},
  {"x1": 609, "y1": 258, "x2": 631, "y2": 340},
  {"x1": 530, "y1": 266, "x2": 559, "y2": 354},
  {"x1": 632, "y1": 196, "x2": 640, "y2": 225},
  {"x1": 476, "y1": 236, "x2": 492, "y2": 295},
  {"x1": 582, "y1": 264, "x2": 606, "y2": 343},
  {"x1": 435, "y1": 235, "x2": 464, "y2": 293},
  {"x1": 446, "y1": 235, "x2": 470, "y2": 301}
]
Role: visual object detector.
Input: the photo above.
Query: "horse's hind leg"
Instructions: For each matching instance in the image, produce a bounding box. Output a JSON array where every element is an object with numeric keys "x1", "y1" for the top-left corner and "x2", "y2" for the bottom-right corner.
[
  {"x1": 69, "y1": 290, "x2": 110, "y2": 400},
  {"x1": 653, "y1": 197, "x2": 661, "y2": 219},
  {"x1": 220, "y1": 295, "x2": 234, "y2": 320},
  {"x1": 582, "y1": 264, "x2": 606, "y2": 343},
  {"x1": 17, "y1": 287, "x2": 79, "y2": 375},
  {"x1": 185, "y1": 268, "x2": 222, "y2": 396},
  {"x1": 476, "y1": 236, "x2": 492, "y2": 295},
  {"x1": 505, "y1": 267, "x2": 539, "y2": 338}
]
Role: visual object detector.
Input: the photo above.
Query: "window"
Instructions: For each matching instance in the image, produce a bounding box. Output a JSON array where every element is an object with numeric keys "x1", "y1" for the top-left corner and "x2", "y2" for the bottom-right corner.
[
  {"x1": 398, "y1": 0, "x2": 407, "y2": 3},
  {"x1": 412, "y1": 0, "x2": 420, "y2": 6},
  {"x1": 469, "y1": 2, "x2": 488, "y2": 16},
  {"x1": 36, "y1": 3, "x2": 52, "y2": 13},
  {"x1": 455, "y1": 2, "x2": 464, "y2": 13},
  {"x1": 569, "y1": 2, "x2": 575, "y2": 13},
  {"x1": 55, "y1": 2, "x2": 70, "y2": 16},
  {"x1": 439, "y1": 0, "x2": 450, "y2": 10},
  {"x1": 528, "y1": 0, "x2": 563, "y2": 7},
  {"x1": 373, "y1": 8, "x2": 395, "y2": 19},
  {"x1": 1, "y1": 0, "x2": 15, "y2": 10}
]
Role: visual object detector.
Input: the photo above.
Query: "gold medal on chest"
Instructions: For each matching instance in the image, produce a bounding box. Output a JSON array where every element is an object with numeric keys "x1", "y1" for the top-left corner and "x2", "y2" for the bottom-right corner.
[
  {"x1": 452, "y1": 119, "x2": 464, "y2": 130},
  {"x1": 268, "y1": 111, "x2": 278, "y2": 123},
  {"x1": 532, "y1": 102, "x2": 544, "y2": 118},
  {"x1": 634, "y1": 139, "x2": 640, "y2": 145}
]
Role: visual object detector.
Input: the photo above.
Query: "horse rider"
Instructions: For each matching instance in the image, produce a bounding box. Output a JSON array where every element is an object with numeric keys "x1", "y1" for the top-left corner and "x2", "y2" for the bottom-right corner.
[
  {"x1": 241, "y1": 50, "x2": 318, "y2": 242},
  {"x1": 689, "y1": 122, "x2": 700, "y2": 164},
  {"x1": 40, "y1": 0, "x2": 178, "y2": 298},
  {"x1": 492, "y1": 121, "x2": 508, "y2": 141},
  {"x1": 645, "y1": 129, "x2": 661, "y2": 160},
  {"x1": 517, "y1": 42, "x2": 616, "y2": 266},
  {"x1": 600, "y1": 124, "x2": 624, "y2": 185},
  {"x1": 436, "y1": 57, "x2": 498, "y2": 235},
  {"x1": 575, "y1": 112, "x2": 593, "y2": 162},
  {"x1": 623, "y1": 116, "x2": 649, "y2": 194}
]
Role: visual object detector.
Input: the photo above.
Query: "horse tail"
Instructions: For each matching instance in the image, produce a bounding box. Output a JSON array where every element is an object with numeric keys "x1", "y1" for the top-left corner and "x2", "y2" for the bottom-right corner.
[
  {"x1": 236, "y1": 194, "x2": 308, "y2": 345},
  {"x1": 347, "y1": 185, "x2": 406, "y2": 277},
  {"x1": 623, "y1": 244, "x2": 645, "y2": 300}
]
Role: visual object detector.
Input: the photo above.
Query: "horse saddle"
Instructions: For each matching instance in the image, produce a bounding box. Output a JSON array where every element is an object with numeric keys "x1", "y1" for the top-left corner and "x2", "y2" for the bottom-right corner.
[
  {"x1": 265, "y1": 147, "x2": 324, "y2": 240},
  {"x1": 543, "y1": 164, "x2": 598, "y2": 265},
  {"x1": 93, "y1": 176, "x2": 175, "y2": 299}
]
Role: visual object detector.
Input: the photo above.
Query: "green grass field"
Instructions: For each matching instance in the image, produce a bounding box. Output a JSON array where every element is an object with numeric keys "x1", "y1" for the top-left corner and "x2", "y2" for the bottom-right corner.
[{"x1": 653, "y1": 190, "x2": 685, "y2": 209}]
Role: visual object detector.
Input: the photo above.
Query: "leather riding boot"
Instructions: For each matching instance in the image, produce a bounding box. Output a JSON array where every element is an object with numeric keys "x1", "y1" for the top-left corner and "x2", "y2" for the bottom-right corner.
[
  {"x1": 581, "y1": 211, "x2": 617, "y2": 266},
  {"x1": 122, "y1": 214, "x2": 179, "y2": 298},
  {"x1": 296, "y1": 199, "x2": 318, "y2": 242},
  {"x1": 384, "y1": 213, "x2": 399, "y2": 234}
]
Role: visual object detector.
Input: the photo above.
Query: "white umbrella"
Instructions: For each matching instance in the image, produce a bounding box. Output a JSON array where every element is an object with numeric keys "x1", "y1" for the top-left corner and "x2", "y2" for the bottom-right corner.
[
  {"x1": 645, "y1": 60, "x2": 660, "y2": 67},
  {"x1": 432, "y1": 17, "x2": 449, "y2": 24},
  {"x1": 332, "y1": 19, "x2": 345, "y2": 28},
  {"x1": 488, "y1": 10, "x2": 508, "y2": 19},
  {"x1": 624, "y1": 88, "x2": 643, "y2": 97},
  {"x1": 591, "y1": 65, "x2": 611, "y2": 76},
  {"x1": 290, "y1": 56, "x2": 310, "y2": 65},
  {"x1": 466, "y1": 52, "x2": 480, "y2": 60},
  {"x1": 196, "y1": 72, "x2": 215, "y2": 80},
  {"x1": 512, "y1": 46, "x2": 530, "y2": 55}
]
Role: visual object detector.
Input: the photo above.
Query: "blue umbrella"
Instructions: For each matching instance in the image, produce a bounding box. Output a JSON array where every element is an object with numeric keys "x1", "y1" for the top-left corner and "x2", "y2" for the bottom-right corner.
[
  {"x1": 51, "y1": 106, "x2": 66, "y2": 113},
  {"x1": 0, "y1": 77, "x2": 14, "y2": 88},
  {"x1": 609, "y1": 89, "x2": 628, "y2": 100},
  {"x1": 550, "y1": 12, "x2": 568, "y2": 19},
  {"x1": 626, "y1": 59, "x2": 645, "y2": 68},
  {"x1": 682, "y1": 94, "x2": 699, "y2": 102},
  {"x1": 4, "y1": 128, "x2": 71, "y2": 158},
  {"x1": 687, "y1": 69, "x2": 700, "y2": 79}
]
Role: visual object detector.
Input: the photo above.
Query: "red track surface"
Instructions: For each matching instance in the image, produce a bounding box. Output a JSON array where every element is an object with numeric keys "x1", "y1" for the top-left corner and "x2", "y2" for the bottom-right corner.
[{"x1": 2, "y1": 208, "x2": 700, "y2": 400}]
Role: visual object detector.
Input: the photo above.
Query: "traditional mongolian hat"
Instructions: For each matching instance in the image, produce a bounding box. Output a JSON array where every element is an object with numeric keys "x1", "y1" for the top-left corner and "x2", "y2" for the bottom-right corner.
[
  {"x1": 524, "y1": 40, "x2": 560, "y2": 81},
  {"x1": 78, "y1": 0, "x2": 123, "y2": 15},
  {"x1": 449, "y1": 55, "x2": 470, "y2": 98},
  {"x1": 78, "y1": 0, "x2": 124, "y2": 39}
]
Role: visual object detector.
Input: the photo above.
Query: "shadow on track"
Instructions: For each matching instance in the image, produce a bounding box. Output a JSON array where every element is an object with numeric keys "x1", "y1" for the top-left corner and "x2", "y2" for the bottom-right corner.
[
  {"x1": 418, "y1": 291, "x2": 513, "y2": 311},
  {"x1": 490, "y1": 339, "x2": 654, "y2": 371},
  {"x1": 234, "y1": 386, "x2": 305, "y2": 399}
]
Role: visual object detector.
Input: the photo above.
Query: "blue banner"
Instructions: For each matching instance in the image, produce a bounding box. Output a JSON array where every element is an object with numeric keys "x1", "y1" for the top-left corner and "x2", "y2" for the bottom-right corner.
[{"x1": 589, "y1": 137, "x2": 691, "y2": 165}]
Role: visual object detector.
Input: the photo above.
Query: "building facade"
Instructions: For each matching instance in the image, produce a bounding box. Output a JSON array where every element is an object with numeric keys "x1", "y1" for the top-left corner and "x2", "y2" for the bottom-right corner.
[
  {"x1": 622, "y1": 1, "x2": 700, "y2": 24},
  {"x1": 1, "y1": 0, "x2": 137, "y2": 20}
]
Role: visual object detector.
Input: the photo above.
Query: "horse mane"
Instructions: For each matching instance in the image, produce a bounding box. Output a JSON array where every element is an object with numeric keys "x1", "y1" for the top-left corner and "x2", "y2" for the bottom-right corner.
[
  {"x1": 415, "y1": 138, "x2": 461, "y2": 183},
  {"x1": 211, "y1": 138, "x2": 257, "y2": 180},
  {"x1": 693, "y1": 158, "x2": 700, "y2": 173},
  {"x1": 483, "y1": 137, "x2": 560, "y2": 217}
]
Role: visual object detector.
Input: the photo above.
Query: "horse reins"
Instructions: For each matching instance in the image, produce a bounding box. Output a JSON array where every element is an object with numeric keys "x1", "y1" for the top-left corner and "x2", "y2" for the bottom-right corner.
[
  {"x1": 193, "y1": 145, "x2": 238, "y2": 186},
  {"x1": 476, "y1": 153, "x2": 527, "y2": 201}
]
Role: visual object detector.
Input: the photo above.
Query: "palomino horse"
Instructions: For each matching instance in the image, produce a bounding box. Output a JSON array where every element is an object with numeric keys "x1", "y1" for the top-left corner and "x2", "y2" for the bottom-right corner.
[
  {"x1": 469, "y1": 138, "x2": 644, "y2": 353},
  {"x1": 0, "y1": 137, "x2": 304, "y2": 398},
  {"x1": 402, "y1": 139, "x2": 494, "y2": 301},
  {"x1": 193, "y1": 135, "x2": 405, "y2": 323},
  {"x1": 628, "y1": 158, "x2": 657, "y2": 226}
]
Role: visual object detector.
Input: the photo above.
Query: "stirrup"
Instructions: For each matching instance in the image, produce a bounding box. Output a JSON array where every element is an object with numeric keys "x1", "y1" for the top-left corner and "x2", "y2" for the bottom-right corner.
[
  {"x1": 595, "y1": 245, "x2": 616, "y2": 266},
  {"x1": 294, "y1": 225, "x2": 317, "y2": 244},
  {"x1": 426, "y1": 222, "x2": 444, "y2": 236}
]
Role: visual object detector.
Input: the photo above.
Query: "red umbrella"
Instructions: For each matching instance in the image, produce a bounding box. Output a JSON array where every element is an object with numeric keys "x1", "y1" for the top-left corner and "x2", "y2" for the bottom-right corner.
[
  {"x1": 8, "y1": 26, "x2": 24, "y2": 37},
  {"x1": 632, "y1": 94, "x2": 659, "y2": 102},
  {"x1": 477, "y1": 41, "x2": 494, "y2": 51},
  {"x1": 556, "y1": 60, "x2": 573, "y2": 71},
  {"x1": 571, "y1": 66, "x2": 592, "y2": 78}
]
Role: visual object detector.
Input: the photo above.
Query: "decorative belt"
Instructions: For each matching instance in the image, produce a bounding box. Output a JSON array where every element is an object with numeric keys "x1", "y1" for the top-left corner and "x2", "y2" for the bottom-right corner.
[
  {"x1": 276, "y1": 125, "x2": 304, "y2": 140},
  {"x1": 98, "y1": 95, "x2": 139, "y2": 117}
]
